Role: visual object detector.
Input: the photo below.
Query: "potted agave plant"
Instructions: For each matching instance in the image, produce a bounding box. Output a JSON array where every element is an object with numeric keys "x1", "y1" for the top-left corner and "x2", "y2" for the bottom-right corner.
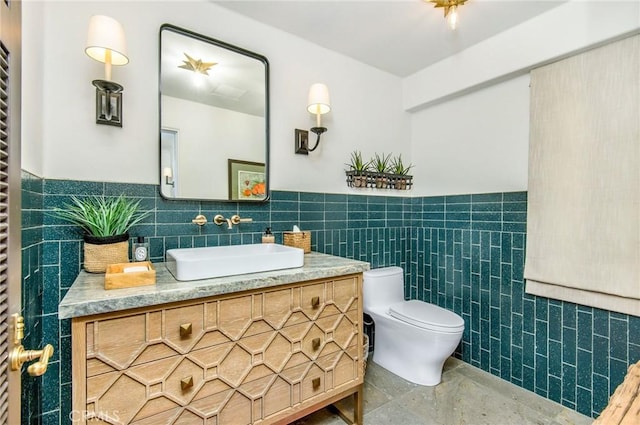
[
  {"x1": 390, "y1": 155, "x2": 414, "y2": 190},
  {"x1": 371, "y1": 152, "x2": 391, "y2": 188},
  {"x1": 346, "y1": 150, "x2": 371, "y2": 188},
  {"x1": 52, "y1": 195, "x2": 152, "y2": 273}
]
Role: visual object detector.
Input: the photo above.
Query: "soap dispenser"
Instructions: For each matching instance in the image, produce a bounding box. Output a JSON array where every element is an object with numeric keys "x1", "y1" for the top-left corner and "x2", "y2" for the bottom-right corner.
[
  {"x1": 262, "y1": 227, "x2": 275, "y2": 244},
  {"x1": 132, "y1": 236, "x2": 150, "y2": 262}
]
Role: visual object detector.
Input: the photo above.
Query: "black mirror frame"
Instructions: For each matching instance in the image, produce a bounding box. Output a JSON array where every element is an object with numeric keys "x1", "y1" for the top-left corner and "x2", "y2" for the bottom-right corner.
[{"x1": 158, "y1": 24, "x2": 270, "y2": 203}]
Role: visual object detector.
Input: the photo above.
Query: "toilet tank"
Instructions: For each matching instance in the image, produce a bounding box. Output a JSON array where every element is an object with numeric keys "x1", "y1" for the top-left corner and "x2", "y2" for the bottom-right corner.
[{"x1": 363, "y1": 266, "x2": 405, "y2": 311}]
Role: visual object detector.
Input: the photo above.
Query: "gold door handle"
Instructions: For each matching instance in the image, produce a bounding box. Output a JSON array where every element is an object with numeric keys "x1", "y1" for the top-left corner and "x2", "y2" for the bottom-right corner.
[
  {"x1": 312, "y1": 337, "x2": 321, "y2": 350},
  {"x1": 180, "y1": 323, "x2": 192, "y2": 337},
  {"x1": 312, "y1": 377, "x2": 321, "y2": 389},
  {"x1": 10, "y1": 344, "x2": 54, "y2": 377},
  {"x1": 9, "y1": 315, "x2": 54, "y2": 377},
  {"x1": 181, "y1": 376, "x2": 194, "y2": 391},
  {"x1": 311, "y1": 296, "x2": 320, "y2": 309}
]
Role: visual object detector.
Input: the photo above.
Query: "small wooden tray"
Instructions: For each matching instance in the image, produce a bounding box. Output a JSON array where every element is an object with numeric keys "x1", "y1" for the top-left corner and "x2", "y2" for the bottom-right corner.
[{"x1": 104, "y1": 261, "x2": 156, "y2": 290}]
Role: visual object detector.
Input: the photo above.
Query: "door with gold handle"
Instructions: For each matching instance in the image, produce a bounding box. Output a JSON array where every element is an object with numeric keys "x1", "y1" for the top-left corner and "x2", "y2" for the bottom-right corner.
[
  {"x1": 9, "y1": 314, "x2": 54, "y2": 377},
  {"x1": 2, "y1": 0, "x2": 26, "y2": 422}
]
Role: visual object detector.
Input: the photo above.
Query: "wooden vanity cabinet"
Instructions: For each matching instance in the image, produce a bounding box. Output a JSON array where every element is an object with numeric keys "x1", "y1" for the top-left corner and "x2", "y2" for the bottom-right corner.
[{"x1": 71, "y1": 274, "x2": 364, "y2": 425}]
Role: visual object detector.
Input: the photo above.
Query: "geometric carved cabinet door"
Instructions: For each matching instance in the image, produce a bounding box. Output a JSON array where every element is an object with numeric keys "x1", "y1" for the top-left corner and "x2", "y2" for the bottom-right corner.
[{"x1": 73, "y1": 274, "x2": 364, "y2": 425}]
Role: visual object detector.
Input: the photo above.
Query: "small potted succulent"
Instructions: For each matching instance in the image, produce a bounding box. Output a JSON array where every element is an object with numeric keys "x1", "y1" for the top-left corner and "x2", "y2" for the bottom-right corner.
[
  {"x1": 390, "y1": 155, "x2": 414, "y2": 190},
  {"x1": 346, "y1": 150, "x2": 371, "y2": 188},
  {"x1": 51, "y1": 195, "x2": 152, "y2": 273},
  {"x1": 371, "y1": 152, "x2": 391, "y2": 188}
]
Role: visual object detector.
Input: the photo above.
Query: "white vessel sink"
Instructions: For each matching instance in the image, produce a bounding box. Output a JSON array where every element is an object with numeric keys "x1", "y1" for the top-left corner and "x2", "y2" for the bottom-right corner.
[{"x1": 165, "y1": 244, "x2": 305, "y2": 281}]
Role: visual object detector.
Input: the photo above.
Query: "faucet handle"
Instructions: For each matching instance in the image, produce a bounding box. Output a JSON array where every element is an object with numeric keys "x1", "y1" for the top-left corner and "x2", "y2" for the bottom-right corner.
[
  {"x1": 231, "y1": 215, "x2": 253, "y2": 225},
  {"x1": 191, "y1": 215, "x2": 207, "y2": 226},
  {"x1": 213, "y1": 215, "x2": 226, "y2": 226}
]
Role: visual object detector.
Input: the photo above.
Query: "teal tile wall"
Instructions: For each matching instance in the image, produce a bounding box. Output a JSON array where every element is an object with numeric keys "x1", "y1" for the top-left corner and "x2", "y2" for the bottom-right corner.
[
  {"x1": 411, "y1": 192, "x2": 640, "y2": 418},
  {"x1": 21, "y1": 178, "x2": 639, "y2": 424},
  {"x1": 36, "y1": 179, "x2": 411, "y2": 425},
  {"x1": 21, "y1": 171, "x2": 44, "y2": 425}
]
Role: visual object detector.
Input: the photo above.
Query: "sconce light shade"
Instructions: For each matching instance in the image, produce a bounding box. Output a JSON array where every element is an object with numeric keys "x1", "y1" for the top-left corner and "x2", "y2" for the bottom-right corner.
[
  {"x1": 307, "y1": 83, "x2": 331, "y2": 115},
  {"x1": 163, "y1": 167, "x2": 175, "y2": 186},
  {"x1": 85, "y1": 15, "x2": 129, "y2": 69},
  {"x1": 295, "y1": 83, "x2": 331, "y2": 155},
  {"x1": 85, "y1": 15, "x2": 128, "y2": 127}
]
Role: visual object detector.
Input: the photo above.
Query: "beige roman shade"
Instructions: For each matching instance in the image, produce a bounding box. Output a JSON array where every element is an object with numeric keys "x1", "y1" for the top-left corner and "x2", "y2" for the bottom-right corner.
[{"x1": 524, "y1": 35, "x2": 640, "y2": 316}]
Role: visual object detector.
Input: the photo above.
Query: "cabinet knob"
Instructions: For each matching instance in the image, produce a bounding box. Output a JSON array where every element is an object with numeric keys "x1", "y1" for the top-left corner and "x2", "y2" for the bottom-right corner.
[
  {"x1": 312, "y1": 337, "x2": 321, "y2": 350},
  {"x1": 311, "y1": 296, "x2": 320, "y2": 308},
  {"x1": 180, "y1": 323, "x2": 192, "y2": 337},
  {"x1": 312, "y1": 377, "x2": 321, "y2": 389},
  {"x1": 181, "y1": 376, "x2": 194, "y2": 391}
]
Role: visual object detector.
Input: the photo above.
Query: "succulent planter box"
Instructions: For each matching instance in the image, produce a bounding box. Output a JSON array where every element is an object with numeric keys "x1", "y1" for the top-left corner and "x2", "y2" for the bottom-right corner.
[
  {"x1": 390, "y1": 174, "x2": 413, "y2": 190},
  {"x1": 345, "y1": 170, "x2": 369, "y2": 188},
  {"x1": 345, "y1": 170, "x2": 412, "y2": 190},
  {"x1": 374, "y1": 174, "x2": 389, "y2": 188}
]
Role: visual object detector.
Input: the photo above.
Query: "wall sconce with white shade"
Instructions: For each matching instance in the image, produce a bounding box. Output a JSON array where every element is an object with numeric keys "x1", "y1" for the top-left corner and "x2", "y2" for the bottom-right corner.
[
  {"x1": 295, "y1": 83, "x2": 331, "y2": 155},
  {"x1": 85, "y1": 15, "x2": 129, "y2": 127},
  {"x1": 163, "y1": 167, "x2": 175, "y2": 186}
]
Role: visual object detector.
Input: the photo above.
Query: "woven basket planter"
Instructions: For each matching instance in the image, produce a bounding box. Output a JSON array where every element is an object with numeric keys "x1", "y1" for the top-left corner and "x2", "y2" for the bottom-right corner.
[{"x1": 83, "y1": 233, "x2": 130, "y2": 273}]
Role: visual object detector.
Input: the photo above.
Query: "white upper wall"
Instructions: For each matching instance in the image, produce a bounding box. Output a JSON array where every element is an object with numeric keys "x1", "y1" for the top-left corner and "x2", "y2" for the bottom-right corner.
[
  {"x1": 21, "y1": 1, "x2": 44, "y2": 177},
  {"x1": 21, "y1": 1, "x2": 409, "y2": 194},
  {"x1": 22, "y1": 1, "x2": 639, "y2": 197},
  {"x1": 408, "y1": 0, "x2": 639, "y2": 196},
  {"x1": 411, "y1": 74, "x2": 530, "y2": 197}
]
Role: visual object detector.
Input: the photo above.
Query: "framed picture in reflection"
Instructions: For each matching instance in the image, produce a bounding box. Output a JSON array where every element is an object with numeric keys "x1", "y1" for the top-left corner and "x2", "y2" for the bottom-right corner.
[{"x1": 228, "y1": 159, "x2": 266, "y2": 200}]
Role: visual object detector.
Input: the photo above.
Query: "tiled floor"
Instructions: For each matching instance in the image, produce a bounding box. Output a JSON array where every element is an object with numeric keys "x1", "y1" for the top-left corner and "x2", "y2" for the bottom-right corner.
[{"x1": 295, "y1": 357, "x2": 593, "y2": 425}]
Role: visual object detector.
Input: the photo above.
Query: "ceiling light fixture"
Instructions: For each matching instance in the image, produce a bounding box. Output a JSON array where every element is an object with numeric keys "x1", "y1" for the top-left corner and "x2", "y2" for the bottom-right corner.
[
  {"x1": 178, "y1": 53, "x2": 217, "y2": 75},
  {"x1": 427, "y1": 0, "x2": 467, "y2": 30}
]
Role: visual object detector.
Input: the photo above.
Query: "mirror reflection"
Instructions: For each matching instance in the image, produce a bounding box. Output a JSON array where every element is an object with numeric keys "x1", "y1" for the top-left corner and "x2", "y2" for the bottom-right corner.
[{"x1": 160, "y1": 25, "x2": 269, "y2": 201}]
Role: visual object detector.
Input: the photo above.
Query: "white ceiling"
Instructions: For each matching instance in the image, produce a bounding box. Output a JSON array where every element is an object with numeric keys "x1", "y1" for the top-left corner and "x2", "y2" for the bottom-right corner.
[
  {"x1": 161, "y1": 27, "x2": 266, "y2": 116},
  {"x1": 213, "y1": 0, "x2": 567, "y2": 77}
]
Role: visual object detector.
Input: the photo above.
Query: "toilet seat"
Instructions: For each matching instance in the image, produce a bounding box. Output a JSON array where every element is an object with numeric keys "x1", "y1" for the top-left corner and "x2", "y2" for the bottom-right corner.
[{"x1": 388, "y1": 300, "x2": 464, "y2": 333}]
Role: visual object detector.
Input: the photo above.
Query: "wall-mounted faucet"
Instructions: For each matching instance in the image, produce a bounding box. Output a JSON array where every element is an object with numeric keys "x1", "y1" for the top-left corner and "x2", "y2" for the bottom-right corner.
[
  {"x1": 213, "y1": 214, "x2": 253, "y2": 229},
  {"x1": 214, "y1": 214, "x2": 233, "y2": 229}
]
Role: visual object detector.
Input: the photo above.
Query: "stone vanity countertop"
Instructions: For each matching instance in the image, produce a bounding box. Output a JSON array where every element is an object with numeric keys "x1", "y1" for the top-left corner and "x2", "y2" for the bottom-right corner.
[{"x1": 58, "y1": 252, "x2": 370, "y2": 319}]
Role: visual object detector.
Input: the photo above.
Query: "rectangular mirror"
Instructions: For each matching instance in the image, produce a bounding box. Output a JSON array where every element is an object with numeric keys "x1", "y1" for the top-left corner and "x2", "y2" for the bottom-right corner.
[{"x1": 159, "y1": 24, "x2": 269, "y2": 201}]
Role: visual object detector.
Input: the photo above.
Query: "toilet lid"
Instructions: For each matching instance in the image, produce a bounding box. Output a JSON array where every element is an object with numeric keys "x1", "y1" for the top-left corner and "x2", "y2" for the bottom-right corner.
[{"x1": 388, "y1": 300, "x2": 465, "y2": 332}]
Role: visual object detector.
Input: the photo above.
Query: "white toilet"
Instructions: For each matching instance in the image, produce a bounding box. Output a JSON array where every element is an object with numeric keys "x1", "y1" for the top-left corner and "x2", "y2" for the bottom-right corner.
[{"x1": 363, "y1": 266, "x2": 465, "y2": 386}]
